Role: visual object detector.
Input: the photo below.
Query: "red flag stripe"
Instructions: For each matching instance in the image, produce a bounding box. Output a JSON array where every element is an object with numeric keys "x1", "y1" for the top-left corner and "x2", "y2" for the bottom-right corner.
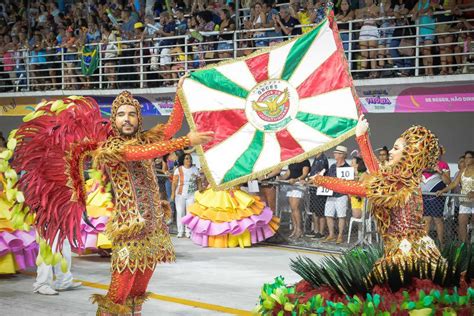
[
  {"x1": 296, "y1": 50, "x2": 351, "y2": 99},
  {"x1": 192, "y1": 109, "x2": 248, "y2": 152},
  {"x1": 276, "y1": 129, "x2": 305, "y2": 161},
  {"x1": 245, "y1": 53, "x2": 270, "y2": 83}
]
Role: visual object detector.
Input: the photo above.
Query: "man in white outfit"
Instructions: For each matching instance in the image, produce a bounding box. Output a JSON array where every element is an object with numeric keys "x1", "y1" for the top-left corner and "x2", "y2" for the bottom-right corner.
[{"x1": 33, "y1": 239, "x2": 82, "y2": 295}]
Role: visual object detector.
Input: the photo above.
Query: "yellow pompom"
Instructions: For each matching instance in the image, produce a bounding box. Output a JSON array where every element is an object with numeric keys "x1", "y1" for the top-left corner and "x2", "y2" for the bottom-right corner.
[
  {"x1": 43, "y1": 253, "x2": 53, "y2": 265},
  {"x1": 26, "y1": 213, "x2": 35, "y2": 225},
  {"x1": 4, "y1": 168, "x2": 17, "y2": 181},
  {"x1": 15, "y1": 191, "x2": 25, "y2": 203},
  {"x1": 52, "y1": 253, "x2": 62, "y2": 266},
  {"x1": 0, "y1": 160, "x2": 8, "y2": 172},
  {"x1": 6, "y1": 177, "x2": 17, "y2": 189},
  {"x1": 39, "y1": 240, "x2": 47, "y2": 255},
  {"x1": 23, "y1": 110, "x2": 46, "y2": 122},
  {"x1": 36, "y1": 255, "x2": 44, "y2": 266},
  {"x1": 8, "y1": 129, "x2": 18, "y2": 139},
  {"x1": 22, "y1": 111, "x2": 37, "y2": 122},
  {"x1": 50, "y1": 100, "x2": 65, "y2": 112},
  {"x1": 11, "y1": 203, "x2": 23, "y2": 216},
  {"x1": 12, "y1": 215, "x2": 24, "y2": 229},
  {"x1": 6, "y1": 188, "x2": 17, "y2": 201},
  {"x1": 88, "y1": 169, "x2": 101, "y2": 180},
  {"x1": 7, "y1": 138, "x2": 17, "y2": 150},
  {"x1": 60, "y1": 257, "x2": 68, "y2": 273},
  {"x1": 42, "y1": 245, "x2": 53, "y2": 265},
  {"x1": 34, "y1": 100, "x2": 48, "y2": 111},
  {"x1": 0, "y1": 149, "x2": 13, "y2": 160}
]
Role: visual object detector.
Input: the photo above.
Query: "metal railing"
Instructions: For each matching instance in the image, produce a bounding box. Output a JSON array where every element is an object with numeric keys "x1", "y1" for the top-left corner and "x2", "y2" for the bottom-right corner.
[
  {"x1": 265, "y1": 181, "x2": 472, "y2": 252},
  {"x1": 0, "y1": 9, "x2": 473, "y2": 92},
  {"x1": 156, "y1": 168, "x2": 471, "y2": 253}
]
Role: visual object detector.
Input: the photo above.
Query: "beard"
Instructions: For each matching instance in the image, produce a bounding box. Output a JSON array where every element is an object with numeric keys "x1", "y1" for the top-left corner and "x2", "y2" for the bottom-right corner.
[{"x1": 118, "y1": 124, "x2": 138, "y2": 136}]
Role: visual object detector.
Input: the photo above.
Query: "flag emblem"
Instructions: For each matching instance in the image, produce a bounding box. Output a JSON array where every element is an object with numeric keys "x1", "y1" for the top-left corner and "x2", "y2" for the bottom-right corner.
[{"x1": 247, "y1": 80, "x2": 298, "y2": 132}]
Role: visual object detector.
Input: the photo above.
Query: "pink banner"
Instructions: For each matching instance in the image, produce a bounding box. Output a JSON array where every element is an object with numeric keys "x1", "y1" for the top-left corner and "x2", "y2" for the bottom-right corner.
[{"x1": 396, "y1": 85, "x2": 474, "y2": 112}]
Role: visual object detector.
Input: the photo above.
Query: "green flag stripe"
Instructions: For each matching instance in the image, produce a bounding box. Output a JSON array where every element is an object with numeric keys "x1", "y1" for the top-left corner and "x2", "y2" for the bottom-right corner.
[
  {"x1": 295, "y1": 112, "x2": 357, "y2": 139},
  {"x1": 280, "y1": 21, "x2": 326, "y2": 81},
  {"x1": 190, "y1": 69, "x2": 249, "y2": 99},
  {"x1": 223, "y1": 131, "x2": 265, "y2": 183}
]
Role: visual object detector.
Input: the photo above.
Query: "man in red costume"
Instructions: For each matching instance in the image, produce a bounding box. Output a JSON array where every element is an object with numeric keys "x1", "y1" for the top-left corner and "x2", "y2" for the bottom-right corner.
[{"x1": 91, "y1": 91, "x2": 213, "y2": 315}]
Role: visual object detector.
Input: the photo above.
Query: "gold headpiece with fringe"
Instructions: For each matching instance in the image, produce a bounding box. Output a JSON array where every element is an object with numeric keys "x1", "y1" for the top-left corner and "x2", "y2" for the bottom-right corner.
[
  {"x1": 399, "y1": 125, "x2": 440, "y2": 176},
  {"x1": 110, "y1": 91, "x2": 143, "y2": 135},
  {"x1": 367, "y1": 125, "x2": 440, "y2": 234}
]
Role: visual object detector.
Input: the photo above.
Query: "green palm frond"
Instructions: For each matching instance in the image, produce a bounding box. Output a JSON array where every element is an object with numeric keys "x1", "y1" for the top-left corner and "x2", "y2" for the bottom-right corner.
[
  {"x1": 291, "y1": 243, "x2": 474, "y2": 296},
  {"x1": 290, "y1": 246, "x2": 382, "y2": 295}
]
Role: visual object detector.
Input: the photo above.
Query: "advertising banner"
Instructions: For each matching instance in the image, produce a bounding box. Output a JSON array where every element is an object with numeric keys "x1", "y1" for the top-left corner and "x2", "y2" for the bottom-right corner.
[
  {"x1": 2, "y1": 83, "x2": 473, "y2": 117},
  {"x1": 357, "y1": 84, "x2": 474, "y2": 113},
  {"x1": 0, "y1": 93, "x2": 175, "y2": 117}
]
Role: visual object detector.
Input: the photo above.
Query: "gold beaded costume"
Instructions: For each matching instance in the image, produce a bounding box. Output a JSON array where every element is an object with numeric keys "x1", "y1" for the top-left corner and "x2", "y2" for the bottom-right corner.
[
  {"x1": 313, "y1": 126, "x2": 447, "y2": 287},
  {"x1": 91, "y1": 91, "x2": 190, "y2": 315}
]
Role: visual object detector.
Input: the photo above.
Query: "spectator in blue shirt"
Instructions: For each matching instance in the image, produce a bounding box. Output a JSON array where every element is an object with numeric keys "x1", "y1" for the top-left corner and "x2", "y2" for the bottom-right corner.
[
  {"x1": 120, "y1": 9, "x2": 139, "y2": 41},
  {"x1": 86, "y1": 22, "x2": 101, "y2": 44},
  {"x1": 175, "y1": 7, "x2": 188, "y2": 37}
]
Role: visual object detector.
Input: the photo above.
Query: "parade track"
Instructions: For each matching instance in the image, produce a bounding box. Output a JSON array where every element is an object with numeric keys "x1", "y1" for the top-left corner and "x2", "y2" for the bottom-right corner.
[{"x1": 1, "y1": 237, "x2": 324, "y2": 315}]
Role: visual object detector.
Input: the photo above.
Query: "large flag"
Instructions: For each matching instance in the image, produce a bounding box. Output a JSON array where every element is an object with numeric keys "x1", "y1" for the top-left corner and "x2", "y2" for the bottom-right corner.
[
  {"x1": 81, "y1": 45, "x2": 100, "y2": 76},
  {"x1": 177, "y1": 17, "x2": 361, "y2": 189}
]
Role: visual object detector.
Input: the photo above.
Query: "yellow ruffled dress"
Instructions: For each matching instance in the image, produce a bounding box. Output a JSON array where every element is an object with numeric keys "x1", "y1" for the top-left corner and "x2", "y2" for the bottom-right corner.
[
  {"x1": 182, "y1": 188, "x2": 280, "y2": 248},
  {"x1": 0, "y1": 175, "x2": 38, "y2": 273},
  {"x1": 76, "y1": 176, "x2": 113, "y2": 253}
]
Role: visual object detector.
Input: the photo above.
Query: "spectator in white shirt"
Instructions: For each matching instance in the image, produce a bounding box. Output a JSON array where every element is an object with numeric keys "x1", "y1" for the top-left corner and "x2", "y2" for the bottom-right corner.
[{"x1": 171, "y1": 153, "x2": 202, "y2": 238}]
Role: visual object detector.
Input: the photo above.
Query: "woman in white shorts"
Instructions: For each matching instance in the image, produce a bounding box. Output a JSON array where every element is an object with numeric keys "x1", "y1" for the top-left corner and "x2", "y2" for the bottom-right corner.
[
  {"x1": 279, "y1": 160, "x2": 310, "y2": 239},
  {"x1": 437, "y1": 151, "x2": 474, "y2": 242},
  {"x1": 356, "y1": 0, "x2": 380, "y2": 78}
]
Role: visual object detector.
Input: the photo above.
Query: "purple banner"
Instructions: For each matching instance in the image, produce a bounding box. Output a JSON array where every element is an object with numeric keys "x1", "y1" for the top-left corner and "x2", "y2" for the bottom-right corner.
[
  {"x1": 396, "y1": 85, "x2": 474, "y2": 112},
  {"x1": 358, "y1": 84, "x2": 474, "y2": 113}
]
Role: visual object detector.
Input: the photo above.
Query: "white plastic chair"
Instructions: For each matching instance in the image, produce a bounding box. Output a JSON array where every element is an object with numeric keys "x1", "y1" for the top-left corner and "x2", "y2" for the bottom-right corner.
[{"x1": 347, "y1": 213, "x2": 379, "y2": 244}]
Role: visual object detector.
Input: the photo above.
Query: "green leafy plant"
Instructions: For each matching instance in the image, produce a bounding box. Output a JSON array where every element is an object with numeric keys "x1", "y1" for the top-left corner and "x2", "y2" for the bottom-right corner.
[{"x1": 254, "y1": 277, "x2": 474, "y2": 315}]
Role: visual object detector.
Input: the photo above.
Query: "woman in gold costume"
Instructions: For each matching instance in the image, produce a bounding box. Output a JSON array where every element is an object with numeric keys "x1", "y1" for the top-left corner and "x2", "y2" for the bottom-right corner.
[{"x1": 311, "y1": 115, "x2": 446, "y2": 287}]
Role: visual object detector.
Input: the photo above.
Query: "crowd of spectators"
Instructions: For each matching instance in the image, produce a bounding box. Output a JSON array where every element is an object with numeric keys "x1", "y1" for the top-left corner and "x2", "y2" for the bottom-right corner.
[{"x1": 0, "y1": 0, "x2": 473, "y2": 91}]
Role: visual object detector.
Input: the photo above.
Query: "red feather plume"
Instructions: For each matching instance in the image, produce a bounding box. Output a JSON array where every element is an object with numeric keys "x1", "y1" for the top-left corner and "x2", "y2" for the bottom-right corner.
[{"x1": 12, "y1": 97, "x2": 111, "y2": 252}]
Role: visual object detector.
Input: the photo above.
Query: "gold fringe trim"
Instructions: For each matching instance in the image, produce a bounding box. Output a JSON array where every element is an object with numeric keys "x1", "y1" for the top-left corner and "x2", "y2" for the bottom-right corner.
[
  {"x1": 125, "y1": 292, "x2": 151, "y2": 307},
  {"x1": 111, "y1": 249, "x2": 175, "y2": 274},
  {"x1": 105, "y1": 220, "x2": 146, "y2": 242},
  {"x1": 367, "y1": 255, "x2": 448, "y2": 288},
  {"x1": 143, "y1": 125, "x2": 165, "y2": 144},
  {"x1": 93, "y1": 130, "x2": 160, "y2": 169},
  {"x1": 91, "y1": 294, "x2": 131, "y2": 315},
  {"x1": 93, "y1": 137, "x2": 126, "y2": 168},
  {"x1": 160, "y1": 201, "x2": 172, "y2": 224},
  {"x1": 106, "y1": 201, "x2": 171, "y2": 241}
]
